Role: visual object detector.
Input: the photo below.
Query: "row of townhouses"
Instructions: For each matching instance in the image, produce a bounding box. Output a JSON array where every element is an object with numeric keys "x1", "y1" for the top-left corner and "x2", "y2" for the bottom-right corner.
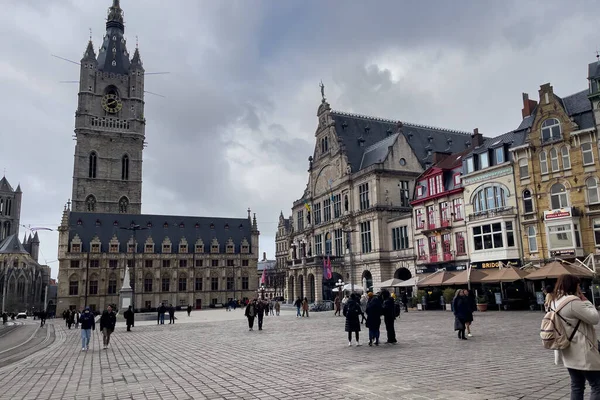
[{"x1": 275, "y1": 58, "x2": 600, "y2": 304}]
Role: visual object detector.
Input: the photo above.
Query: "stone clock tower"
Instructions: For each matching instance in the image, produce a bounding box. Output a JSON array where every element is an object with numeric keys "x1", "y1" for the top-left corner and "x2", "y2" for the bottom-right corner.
[{"x1": 71, "y1": 0, "x2": 145, "y2": 214}]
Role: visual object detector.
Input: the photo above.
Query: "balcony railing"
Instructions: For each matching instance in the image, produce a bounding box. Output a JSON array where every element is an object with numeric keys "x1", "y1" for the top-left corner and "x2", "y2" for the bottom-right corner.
[
  {"x1": 429, "y1": 254, "x2": 438, "y2": 263},
  {"x1": 427, "y1": 222, "x2": 436, "y2": 230},
  {"x1": 443, "y1": 252, "x2": 453, "y2": 261},
  {"x1": 441, "y1": 220, "x2": 451, "y2": 228},
  {"x1": 468, "y1": 206, "x2": 516, "y2": 222}
]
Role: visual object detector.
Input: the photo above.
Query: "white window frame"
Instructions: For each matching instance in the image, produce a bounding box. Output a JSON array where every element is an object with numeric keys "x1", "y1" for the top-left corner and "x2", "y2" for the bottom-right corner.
[
  {"x1": 587, "y1": 177, "x2": 600, "y2": 204},
  {"x1": 539, "y1": 151, "x2": 548, "y2": 174},
  {"x1": 582, "y1": 142, "x2": 595, "y2": 166},
  {"x1": 466, "y1": 157, "x2": 474, "y2": 173},
  {"x1": 527, "y1": 226, "x2": 538, "y2": 252},
  {"x1": 479, "y1": 152, "x2": 489, "y2": 169},
  {"x1": 561, "y1": 146, "x2": 571, "y2": 169},
  {"x1": 593, "y1": 219, "x2": 600, "y2": 247},
  {"x1": 546, "y1": 222, "x2": 576, "y2": 252},
  {"x1": 519, "y1": 158, "x2": 529, "y2": 178},
  {"x1": 550, "y1": 183, "x2": 569, "y2": 209},
  {"x1": 495, "y1": 147, "x2": 505, "y2": 164},
  {"x1": 541, "y1": 118, "x2": 561, "y2": 143},
  {"x1": 549, "y1": 148, "x2": 560, "y2": 172}
]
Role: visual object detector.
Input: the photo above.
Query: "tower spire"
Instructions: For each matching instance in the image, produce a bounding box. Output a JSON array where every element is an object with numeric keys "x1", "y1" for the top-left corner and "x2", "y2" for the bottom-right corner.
[{"x1": 107, "y1": 0, "x2": 124, "y2": 30}]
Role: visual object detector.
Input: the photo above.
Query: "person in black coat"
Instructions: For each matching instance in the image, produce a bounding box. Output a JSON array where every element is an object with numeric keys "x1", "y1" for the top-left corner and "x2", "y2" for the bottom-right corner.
[
  {"x1": 381, "y1": 289, "x2": 397, "y2": 344},
  {"x1": 464, "y1": 289, "x2": 475, "y2": 337},
  {"x1": 365, "y1": 293, "x2": 383, "y2": 346},
  {"x1": 123, "y1": 306, "x2": 134, "y2": 331},
  {"x1": 453, "y1": 290, "x2": 470, "y2": 340},
  {"x1": 168, "y1": 304, "x2": 175, "y2": 324},
  {"x1": 256, "y1": 300, "x2": 266, "y2": 330},
  {"x1": 187, "y1": 305, "x2": 192, "y2": 317},
  {"x1": 100, "y1": 305, "x2": 117, "y2": 349},
  {"x1": 343, "y1": 293, "x2": 364, "y2": 346},
  {"x1": 245, "y1": 299, "x2": 257, "y2": 331}
]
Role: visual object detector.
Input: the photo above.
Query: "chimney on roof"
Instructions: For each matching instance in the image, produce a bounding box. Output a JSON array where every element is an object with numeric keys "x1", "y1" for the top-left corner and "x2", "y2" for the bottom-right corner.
[
  {"x1": 521, "y1": 93, "x2": 538, "y2": 119},
  {"x1": 471, "y1": 128, "x2": 484, "y2": 147}
]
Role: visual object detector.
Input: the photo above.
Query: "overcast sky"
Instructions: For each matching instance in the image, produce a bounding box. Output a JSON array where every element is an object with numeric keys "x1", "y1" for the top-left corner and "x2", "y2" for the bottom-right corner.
[{"x1": 1, "y1": 0, "x2": 598, "y2": 279}]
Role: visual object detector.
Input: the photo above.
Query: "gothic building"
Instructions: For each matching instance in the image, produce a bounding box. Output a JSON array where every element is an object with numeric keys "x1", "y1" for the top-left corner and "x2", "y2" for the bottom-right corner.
[
  {"x1": 57, "y1": 0, "x2": 259, "y2": 312},
  {"x1": 279, "y1": 92, "x2": 481, "y2": 303},
  {"x1": 0, "y1": 176, "x2": 50, "y2": 314}
]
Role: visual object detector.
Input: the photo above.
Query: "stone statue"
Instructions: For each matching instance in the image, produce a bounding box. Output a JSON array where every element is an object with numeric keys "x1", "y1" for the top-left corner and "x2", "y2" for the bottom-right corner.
[{"x1": 319, "y1": 81, "x2": 325, "y2": 102}]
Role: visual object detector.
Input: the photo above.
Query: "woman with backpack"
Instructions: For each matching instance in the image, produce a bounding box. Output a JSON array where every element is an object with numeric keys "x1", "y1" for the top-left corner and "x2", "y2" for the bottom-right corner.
[
  {"x1": 344, "y1": 293, "x2": 364, "y2": 346},
  {"x1": 551, "y1": 274, "x2": 600, "y2": 398}
]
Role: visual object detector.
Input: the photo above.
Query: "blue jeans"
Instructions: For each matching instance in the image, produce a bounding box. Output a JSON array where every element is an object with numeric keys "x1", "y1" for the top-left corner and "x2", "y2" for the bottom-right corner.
[
  {"x1": 81, "y1": 329, "x2": 91, "y2": 349},
  {"x1": 568, "y1": 369, "x2": 600, "y2": 400},
  {"x1": 296, "y1": 307, "x2": 301, "y2": 317},
  {"x1": 160, "y1": 313, "x2": 165, "y2": 324}
]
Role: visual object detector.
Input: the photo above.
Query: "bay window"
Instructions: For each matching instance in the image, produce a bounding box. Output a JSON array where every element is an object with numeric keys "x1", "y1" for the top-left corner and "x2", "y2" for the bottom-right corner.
[
  {"x1": 473, "y1": 222, "x2": 503, "y2": 251},
  {"x1": 547, "y1": 224, "x2": 573, "y2": 250}
]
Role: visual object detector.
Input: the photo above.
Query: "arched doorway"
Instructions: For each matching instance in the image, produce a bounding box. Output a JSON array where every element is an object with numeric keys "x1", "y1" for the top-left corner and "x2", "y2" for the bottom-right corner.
[
  {"x1": 298, "y1": 275, "x2": 304, "y2": 299},
  {"x1": 288, "y1": 276, "x2": 294, "y2": 303},
  {"x1": 362, "y1": 270, "x2": 373, "y2": 292},
  {"x1": 307, "y1": 274, "x2": 315, "y2": 302},
  {"x1": 394, "y1": 268, "x2": 412, "y2": 281},
  {"x1": 322, "y1": 271, "x2": 343, "y2": 301}
]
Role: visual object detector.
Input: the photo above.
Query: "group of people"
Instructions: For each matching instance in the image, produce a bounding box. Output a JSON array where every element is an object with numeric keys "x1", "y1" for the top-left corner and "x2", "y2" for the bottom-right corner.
[
  {"x1": 293, "y1": 297, "x2": 309, "y2": 317},
  {"x1": 244, "y1": 298, "x2": 280, "y2": 331},
  {"x1": 343, "y1": 289, "x2": 399, "y2": 346},
  {"x1": 59, "y1": 305, "x2": 118, "y2": 351},
  {"x1": 156, "y1": 304, "x2": 176, "y2": 324}
]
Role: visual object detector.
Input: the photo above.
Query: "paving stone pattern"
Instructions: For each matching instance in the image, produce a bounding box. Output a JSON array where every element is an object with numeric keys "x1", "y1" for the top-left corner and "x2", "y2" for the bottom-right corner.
[{"x1": 0, "y1": 310, "x2": 576, "y2": 399}]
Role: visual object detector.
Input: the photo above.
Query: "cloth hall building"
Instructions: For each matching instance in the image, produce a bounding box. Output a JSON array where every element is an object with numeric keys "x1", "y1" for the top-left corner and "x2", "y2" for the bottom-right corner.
[{"x1": 56, "y1": 1, "x2": 259, "y2": 313}]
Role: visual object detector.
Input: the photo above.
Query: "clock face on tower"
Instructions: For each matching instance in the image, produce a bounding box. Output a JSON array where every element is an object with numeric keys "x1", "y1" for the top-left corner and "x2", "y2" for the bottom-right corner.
[{"x1": 101, "y1": 93, "x2": 123, "y2": 113}]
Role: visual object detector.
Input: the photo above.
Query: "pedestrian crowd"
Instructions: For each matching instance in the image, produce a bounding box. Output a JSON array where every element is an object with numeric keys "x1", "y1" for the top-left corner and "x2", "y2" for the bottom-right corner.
[{"x1": 244, "y1": 298, "x2": 281, "y2": 331}]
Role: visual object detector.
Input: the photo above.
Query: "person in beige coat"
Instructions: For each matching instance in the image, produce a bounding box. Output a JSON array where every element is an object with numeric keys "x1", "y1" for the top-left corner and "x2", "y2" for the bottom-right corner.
[{"x1": 552, "y1": 274, "x2": 600, "y2": 399}]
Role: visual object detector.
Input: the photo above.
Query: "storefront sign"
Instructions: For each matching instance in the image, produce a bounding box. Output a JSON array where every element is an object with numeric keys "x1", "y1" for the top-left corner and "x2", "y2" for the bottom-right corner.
[
  {"x1": 471, "y1": 259, "x2": 520, "y2": 269},
  {"x1": 550, "y1": 249, "x2": 575, "y2": 257},
  {"x1": 544, "y1": 207, "x2": 572, "y2": 220}
]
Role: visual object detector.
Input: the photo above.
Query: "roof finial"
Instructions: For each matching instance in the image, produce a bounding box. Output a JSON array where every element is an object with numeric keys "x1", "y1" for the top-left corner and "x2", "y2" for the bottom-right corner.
[
  {"x1": 319, "y1": 80, "x2": 326, "y2": 102},
  {"x1": 67, "y1": 198, "x2": 71, "y2": 211},
  {"x1": 136, "y1": 35, "x2": 139, "y2": 49},
  {"x1": 89, "y1": 28, "x2": 92, "y2": 41},
  {"x1": 596, "y1": 48, "x2": 599, "y2": 63}
]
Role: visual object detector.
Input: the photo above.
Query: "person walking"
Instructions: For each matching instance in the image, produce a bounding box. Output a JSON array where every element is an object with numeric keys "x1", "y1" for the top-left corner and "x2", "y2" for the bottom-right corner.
[
  {"x1": 360, "y1": 293, "x2": 368, "y2": 324},
  {"x1": 334, "y1": 296, "x2": 341, "y2": 316},
  {"x1": 381, "y1": 289, "x2": 397, "y2": 344},
  {"x1": 301, "y1": 297, "x2": 309, "y2": 318},
  {"x1": 551, "y1": 274, "x2": 600, "y2": 398},
  {"x1": 344, "y1": 293, "x2": 364, "y2": 346},
  {"x1": 294, "y1": 297, "x2": 302, "y2": 318},
  {"x1": 187, "y1": 304, "x2": 192, "y2": 317},
  {"x1": 100, "y1": 305, "x2": 116, "y2": 350},
  {"x1": 39, "y1": 310, "x2": 47, "y2": 327},
  {"x1": 245, "y1": 299, "x2": 257, "y2": 331},
  {"x1": 269, "y1": 301, "x2": 274, "y2": 316},
  {"x1": 159, "y1": 303, "x2": 166, "y2": 325},
  {"x1": 453, "y1": 289, "x2": 469, "y2": 340},
  {"x1": 256, "y1": 300, "x2": 266, "y2": 331},
  {"x1": 168, "y1": 304, "x2": 175, "y2": 324},
  {"x1": 79, "y1": 307, "x2": 95, "y2": 351},
  {"x1": 464, "y1": 289, "x2": 475, "y2": 337},
  {"x1": 74, "y1": 310, "x2": 80, "y2": 329},
  {"x1": 274, "y1": 300, "x2": 280, "y2": 316},
  {"x1": 124, "y1": 305, "x2": 134, "y2": 332},
  {"x1": 365, "y1": 292, "x2": 383, "y2": 346},
  {"x1": 401, "y1": 292, "x2": 408, "y2": 313}
]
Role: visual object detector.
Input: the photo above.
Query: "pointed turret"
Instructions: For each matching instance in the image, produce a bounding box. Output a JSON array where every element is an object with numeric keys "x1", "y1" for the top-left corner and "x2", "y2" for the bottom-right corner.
[
  {"x1": 81, "y1": 40, "x2": 97, "y2": 63},
  {"x1": 0, "y1": 176, "x2": 14, "y2": 192},
  {"x1": 252, "y1": 213, "x2": 258, "y2": 230},
  {"x1": 32, "y1": 232, "x2": 39, "y2": 243},
  {"x1": 130, "y1": 48, "x2": 144, "y2": 70},
  {"x1": 97, "y1": 0, "x2": 130, "y2": 74},
  {"x1": 15, "y1": 184, "x2": 21, "y2": 193}
]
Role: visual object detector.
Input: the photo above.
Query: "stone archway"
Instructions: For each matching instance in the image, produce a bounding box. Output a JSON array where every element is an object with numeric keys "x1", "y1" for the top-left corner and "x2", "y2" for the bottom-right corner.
[
  {"x1": 394, "y1": 267, "x2": 412, "y2": 281},
  {"x1": 288, "y1": 276, "x2": 295, "y2": 303},
  {"x1": 307, "y1": 274, "x2": 315, "y2": 302},
  {"x1": 322, "y1": 271, "x2": 343, "y2": 301},
  {"x1": 298, "y1": 275, "x2": 304, "y2": 300},
  {"x1": 361, "y1": 270, "x2": 373, "y2": 292}
]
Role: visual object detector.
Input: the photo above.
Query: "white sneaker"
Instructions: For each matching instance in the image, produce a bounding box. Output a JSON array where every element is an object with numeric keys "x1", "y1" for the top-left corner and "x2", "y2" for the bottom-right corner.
[
  {"x1": 81, "y1": 348, "x2": 86, "y2": 351},
  {"x1": 468, "y1": 333, "x2": 472, "y2": 337},
  {"x1": 348, "y1": 342, "x2": 352, "y2": 347}
]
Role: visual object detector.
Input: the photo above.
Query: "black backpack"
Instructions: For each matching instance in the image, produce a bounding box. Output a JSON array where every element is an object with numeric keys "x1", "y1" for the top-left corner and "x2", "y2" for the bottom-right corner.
[{"x1": 394, "y1": 302, "x2": 401, "y2": 318}]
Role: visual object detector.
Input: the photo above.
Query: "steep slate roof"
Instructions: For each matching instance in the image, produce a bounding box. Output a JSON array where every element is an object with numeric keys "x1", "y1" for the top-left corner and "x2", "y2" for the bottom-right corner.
[
  {"x1": 68, "y1": 212, "x2": 253, "y2": 254},
  {"x1": 589, "y1": 61, "x2": 600, "y2": 80},
  {"x1": 96, "y1": 1, "x2": 132, "y2": 74},
  {"x1": 466, "y1": 129, "x2": 526, "y2": 160},
  {"x1": 514, "y1": 89, "x2": 594, "y2": 133},
  {"x1": 0, "y1": 177, "x2": 14, "y2": 192},
  {"x1": 331, "y1": 111, "x2": 475, "y2": 170},
  {"x1": 0, "y1": 234, "x2": 28, "y2": 254},
  {"x1": 359, "y1": 133, "x2": 399, "y2": 170}
]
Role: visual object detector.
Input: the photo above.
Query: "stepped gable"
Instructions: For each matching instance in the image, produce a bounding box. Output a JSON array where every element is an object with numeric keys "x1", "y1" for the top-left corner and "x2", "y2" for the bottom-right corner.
[
  {"x1": 68, "y1": 212, "x2": 252, "y2": 254},
  {"x1": 331, "y1": 111, "x2": 473, "y2": 169}
]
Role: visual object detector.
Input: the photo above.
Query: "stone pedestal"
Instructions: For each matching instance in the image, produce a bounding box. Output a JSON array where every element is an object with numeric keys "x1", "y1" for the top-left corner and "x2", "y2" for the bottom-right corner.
[{"x1": 119, "y1": 264, "x2": 133, "y2": 312}]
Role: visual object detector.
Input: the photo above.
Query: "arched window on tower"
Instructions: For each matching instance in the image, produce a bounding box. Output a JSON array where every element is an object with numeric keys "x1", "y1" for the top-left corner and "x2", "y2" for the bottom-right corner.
[
  {"x1": 5, "y1": 198, "x2": 11, "y2": 217},
  {"x1": 119, "y1": 197, "x2": 129, "y2": 213},
  {"x1": 85, "y1": 195, "x2": 97, "y2": 212},
  {"x1": 89, "y1": 152, "x2": 98, "y2": 178},
  {"x1": 121, "y1": 154, "x2": 129, "y2": 181}
]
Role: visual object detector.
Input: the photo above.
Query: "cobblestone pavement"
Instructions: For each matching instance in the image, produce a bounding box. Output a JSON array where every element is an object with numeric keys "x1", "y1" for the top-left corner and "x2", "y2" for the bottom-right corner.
[{"x1": 0, "y1": 309, "x2": 577, "y2": 400}]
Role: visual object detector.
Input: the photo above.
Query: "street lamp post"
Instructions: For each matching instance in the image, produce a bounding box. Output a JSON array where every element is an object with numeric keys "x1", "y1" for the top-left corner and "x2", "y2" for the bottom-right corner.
[
  {"x1": 119, "y1": 224, "x2": 149, "y2": 311},
  {"x1": 342, "y1": 228, "x2": 356, "y2": 293},
  {"x1": 259, "y1": 284, "x2": 266, "y2": 300}
]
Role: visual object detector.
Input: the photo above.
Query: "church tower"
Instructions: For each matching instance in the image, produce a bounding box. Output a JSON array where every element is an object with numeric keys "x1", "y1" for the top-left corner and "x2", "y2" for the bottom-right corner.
[
  {"x1": 0, "y1": 176, "x2": 22, "y2": 241},
  {"x1": 71, "y1": 0, "x2": 145, "y2": 214}
]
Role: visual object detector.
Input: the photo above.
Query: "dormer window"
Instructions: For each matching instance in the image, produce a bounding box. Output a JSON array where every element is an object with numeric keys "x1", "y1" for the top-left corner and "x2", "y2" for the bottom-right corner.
[
  {"x1": 145, "y1": 244, "x2": 154, "y2": 253},
  {"x1": 479, "y1": 152, "x2": 489, "y2": 169},
  {"x1": 179, "y1": 244, "x2": 188, "y2": 253},
  {"x1": 495, "y1": 147, "x2": 505, "y2": 164},
  {"x1": 71, "y1": 243, "x2": 81, "y2": 253},
  {"x1": 195, "y1": 244, "x2": 204, "y2": 253},
  {"x1": 241, "y1": 245, "x2": 249, "y2": 254},
  {"x1": 417, "y1": 186, "x2": 423, "y2": 197},
  {"x1": 162, "y1": 244, "x2": 172, "y2": 253},
  {"x1": 541, "y1": 118, "x2": 561, "y2": 143},
  {"x1": 128, "y1": 243, "x2": 136, "y2": 253},
  {"x1": 91, "y1": 243, "x2": 100, "y2": 253},
  {"x1": 109, "y1": 243, "x2": 119, "y2": 253},
  {"x1": 465, "y1": 157, "x2": 474, "y2": 173}
]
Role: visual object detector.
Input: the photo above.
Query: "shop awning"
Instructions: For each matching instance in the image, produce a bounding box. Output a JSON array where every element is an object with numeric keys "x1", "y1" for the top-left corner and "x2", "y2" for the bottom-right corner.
[
  {"x1": 393, "y1": 277, "x2": 418, "y2": 287},
  {"x1": 377, "y1": 278, "x2": 404, "y2": 288},
  {"x1": 416, "y1": 270, "x2": 457, "y2": 287},
  {"x1": 525, "y1": 261, "x2": 594, "y2": 280},
  {"x1": 444, "y1": 269, "x2": 490, "y2": 286},
  {"x1": 481, "y1": 266, "x2": 530, "y2": 283}
]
